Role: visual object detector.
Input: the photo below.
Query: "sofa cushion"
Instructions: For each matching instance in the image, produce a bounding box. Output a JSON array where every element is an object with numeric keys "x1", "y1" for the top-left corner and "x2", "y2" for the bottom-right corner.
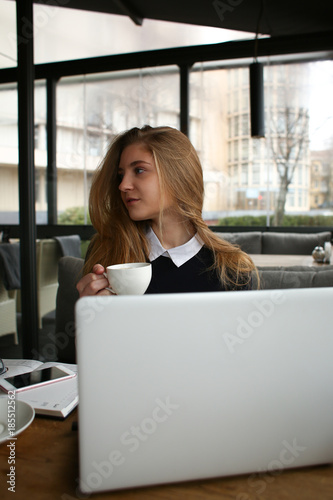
[
  {"x1": 262, "y1": 231, "x2": 331, "y2": 255},
  {"x1": 253, "y1": 265, "x2": 333, "y2": 289},
  {"x1": 215, "y1": 231, "x2": 262, "y2": 254},
  {"x1": 55, "y1": 256, "x2": 84, "y2": 363}
]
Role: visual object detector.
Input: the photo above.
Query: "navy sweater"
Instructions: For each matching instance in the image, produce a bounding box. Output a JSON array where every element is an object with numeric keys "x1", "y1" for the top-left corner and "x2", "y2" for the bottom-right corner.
[{"x1": 145, "y1": 246, "x2": 251, "y2": 294}]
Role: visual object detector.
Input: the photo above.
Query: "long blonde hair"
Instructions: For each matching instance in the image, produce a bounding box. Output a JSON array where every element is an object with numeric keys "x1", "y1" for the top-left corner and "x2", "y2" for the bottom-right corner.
[{"x1": 84, "y1": 125, "x2": 257, "y2": 288}]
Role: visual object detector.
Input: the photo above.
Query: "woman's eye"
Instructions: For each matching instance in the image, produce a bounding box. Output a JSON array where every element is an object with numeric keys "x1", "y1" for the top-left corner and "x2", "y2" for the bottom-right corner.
[{"x1": 135, "y1": 167, "x2": 145, "y2": 175}]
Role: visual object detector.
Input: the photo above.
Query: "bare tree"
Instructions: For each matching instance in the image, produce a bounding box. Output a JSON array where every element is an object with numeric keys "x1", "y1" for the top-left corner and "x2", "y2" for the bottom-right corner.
[{"x1": 269, "y1": 107, "x2": 309, "y2": 225}]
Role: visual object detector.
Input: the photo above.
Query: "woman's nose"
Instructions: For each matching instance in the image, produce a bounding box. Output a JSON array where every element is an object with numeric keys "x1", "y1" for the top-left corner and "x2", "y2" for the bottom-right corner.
[{"x1": 118, "y1": 172, "x2": 133, "y2": 192}]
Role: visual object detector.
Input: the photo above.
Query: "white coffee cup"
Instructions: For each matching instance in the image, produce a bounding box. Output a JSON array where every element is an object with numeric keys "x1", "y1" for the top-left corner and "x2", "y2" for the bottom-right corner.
[{"x1": 106, "y1": 262, "x2": 152, "y2": 295}]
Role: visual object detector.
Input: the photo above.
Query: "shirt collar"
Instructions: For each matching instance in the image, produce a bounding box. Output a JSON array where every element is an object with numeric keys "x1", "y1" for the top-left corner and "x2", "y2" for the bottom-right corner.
[{"x1": 146, "y1": 226, "x2": 204, "y2": 267}]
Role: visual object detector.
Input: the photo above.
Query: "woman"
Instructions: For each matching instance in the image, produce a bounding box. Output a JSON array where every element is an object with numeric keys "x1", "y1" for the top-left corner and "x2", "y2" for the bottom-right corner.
[{"x1": 77, "y1": 125, "x2": 257, "y2": 297}]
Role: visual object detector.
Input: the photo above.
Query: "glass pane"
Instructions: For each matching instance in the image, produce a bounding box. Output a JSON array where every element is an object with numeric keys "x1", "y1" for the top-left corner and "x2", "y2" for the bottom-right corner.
[
  {"x1": 0, "y1": 81, "x2": 48, "y2": 227},
  {"x1": 0, "y1": 0, "x2": 17, "y2": 69},
  {"x1": 190, "y1": 59, "x2": 333, "y2": 227},
  {"x1": 0, "y1": 83, "x2": 19, "y2": 226},
  {"x1": 0, "y1": 0, "x2": 251, "y2": 68},
  {"x1": 56, "y1": 67, "x2": 179, "y2": 224},
  {"x1": 35, "y1": 81, "x2": 47, "y2": 224}
]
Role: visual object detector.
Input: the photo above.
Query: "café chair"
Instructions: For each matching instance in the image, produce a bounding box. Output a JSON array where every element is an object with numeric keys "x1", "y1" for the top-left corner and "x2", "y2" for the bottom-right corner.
[
  {"x1": 36, "y1": 239, "x2": 63, "y2": 328},
  {"x1": 15, "y1": 239, "x2": 63, "y2": 328},
  {"x1": 55, "y1": 256, "x2": 84, "y2": 363},
  {"x1": 18, "y1": 237, "x2": 80, "y2": 328}
]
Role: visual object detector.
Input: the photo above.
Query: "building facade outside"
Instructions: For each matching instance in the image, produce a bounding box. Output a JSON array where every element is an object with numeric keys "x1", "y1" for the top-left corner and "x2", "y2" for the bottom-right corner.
[{"x1": 310, "y1": 149, "x2": 333, "y2": 209}]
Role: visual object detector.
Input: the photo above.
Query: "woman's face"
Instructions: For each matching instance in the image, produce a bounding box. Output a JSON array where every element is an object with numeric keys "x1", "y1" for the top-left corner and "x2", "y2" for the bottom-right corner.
[{"x1": 118, "y1": 143, "x2": 174, "y2": 223}]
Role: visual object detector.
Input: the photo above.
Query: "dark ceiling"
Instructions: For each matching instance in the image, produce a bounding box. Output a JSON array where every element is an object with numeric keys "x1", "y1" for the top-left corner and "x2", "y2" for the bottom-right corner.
[{"x1": 35, "y1": 0, "x2": 333, "y2": 37}]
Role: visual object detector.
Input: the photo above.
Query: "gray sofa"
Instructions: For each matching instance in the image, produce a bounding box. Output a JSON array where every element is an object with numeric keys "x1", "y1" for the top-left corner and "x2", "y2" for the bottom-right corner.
[
  {"x1": 253, "y1": 264, "x2": 333, "y2": 289},
  {"x1": 55, "y1": 252, "x2": 333, "y2": 363},
  {"x1": 215, "y1": 230, "x2": 332, "y2": 255}
]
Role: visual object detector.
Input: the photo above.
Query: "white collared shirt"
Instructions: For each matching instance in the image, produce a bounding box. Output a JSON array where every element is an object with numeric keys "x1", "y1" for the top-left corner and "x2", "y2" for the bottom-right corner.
[{"x1": 146, "y1": 226, "x2": 204, "y2": 268}]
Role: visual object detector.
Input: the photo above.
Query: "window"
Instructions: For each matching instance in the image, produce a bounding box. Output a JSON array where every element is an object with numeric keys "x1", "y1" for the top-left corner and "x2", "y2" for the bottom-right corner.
[
  {"x1": 1, "y1": 23, "x2": 332, "y2": 230},
  {"x1": 233, "y1": 140, "x2": 239, "y2": 161},
  {"x1": 228, "y1": 141, "x2": 232, "y2": 162},
  {"x1": 242, "y1": 88, "x2": 249, "y2": 111},
  {"x1": 189, "y1": 59, "x2": 333, "y2": 226},
  {"x1": 56, "y1": 67, "x2": 179, "y2": 222},
  {"x1": 0, "y1": 84, "x2": 18, "y2": 223},
  {"x1": 241, "y1": 113, "x2": 249, "y2": 136},
  {"x1": 252, "y1": 163, "x2": 261, "y2": 185},
  {"x1": 234, "y1": 116, "x2": 239, "y2": 137},
  {"x1": 241, "y1": 165, "x2": 248, "y2": 185},
  {"x1": 241, "y1": 140, "x2": 248, "y2": 161}
]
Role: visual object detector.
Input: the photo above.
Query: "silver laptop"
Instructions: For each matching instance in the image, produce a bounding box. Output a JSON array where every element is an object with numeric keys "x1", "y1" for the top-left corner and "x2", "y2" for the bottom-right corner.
[{"x1": 75, "y1": 287, "x2": 333, "y2": 495}]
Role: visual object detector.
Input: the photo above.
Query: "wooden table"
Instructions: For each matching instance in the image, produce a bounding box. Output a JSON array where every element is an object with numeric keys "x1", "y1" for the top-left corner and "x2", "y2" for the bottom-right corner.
[
  {"x1": 1, "y1": 409, "x2": 333, "y2": 499},
  {"x1": 250, "y1": 254, "x2": 328, "y2": 267}
]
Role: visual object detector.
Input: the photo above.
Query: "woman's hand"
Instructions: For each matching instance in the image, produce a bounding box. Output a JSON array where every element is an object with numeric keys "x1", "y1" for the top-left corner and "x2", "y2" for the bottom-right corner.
[{"x1": 76, "y1": 264, "x2": 111, "y2": 297}]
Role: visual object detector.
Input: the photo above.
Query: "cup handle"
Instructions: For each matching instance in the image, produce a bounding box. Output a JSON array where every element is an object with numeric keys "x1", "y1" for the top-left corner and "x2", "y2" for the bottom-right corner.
[{"x1": 103, "y1": 272, "x2": 117, "y2": 295}]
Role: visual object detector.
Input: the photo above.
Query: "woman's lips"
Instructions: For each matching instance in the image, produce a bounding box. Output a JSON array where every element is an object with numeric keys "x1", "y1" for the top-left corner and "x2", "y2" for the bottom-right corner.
[{"x1": 126, "y1": 197, "x2": 139, "y2": 205}]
